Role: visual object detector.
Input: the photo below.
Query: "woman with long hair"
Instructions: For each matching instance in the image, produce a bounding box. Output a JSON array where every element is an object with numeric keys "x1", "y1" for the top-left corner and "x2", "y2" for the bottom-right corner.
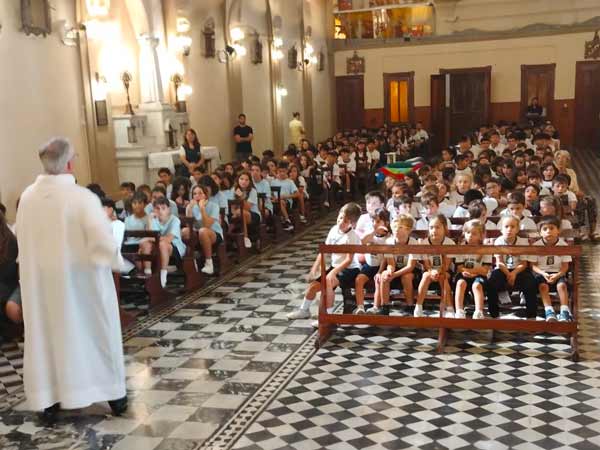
[{"x1": 180, "y1": 128, "x2": 205, "y2": 177}]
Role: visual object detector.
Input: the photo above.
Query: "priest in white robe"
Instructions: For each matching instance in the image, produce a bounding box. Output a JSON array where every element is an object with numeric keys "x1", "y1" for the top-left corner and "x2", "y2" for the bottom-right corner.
[{"x1": 16, "y1": 137, "x2": 127, "y2": 423}]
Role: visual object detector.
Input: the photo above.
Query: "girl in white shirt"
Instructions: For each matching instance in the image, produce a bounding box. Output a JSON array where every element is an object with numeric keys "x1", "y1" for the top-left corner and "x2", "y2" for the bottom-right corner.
[{"x1": 414, "y1": 215, "x2": 456, "y2": 318}]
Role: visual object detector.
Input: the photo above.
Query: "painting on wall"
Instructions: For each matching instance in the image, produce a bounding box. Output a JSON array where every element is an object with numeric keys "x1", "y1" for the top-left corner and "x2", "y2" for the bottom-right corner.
[
  {"x1": 21, "y1": 0, "x2": 52, "y2": 37},
  {"x1": 585, "y1": 31, "x2": 600, "y2": 60},
  {"x1": 346, "y1": 51, "x2": 365, "y2": 74}
]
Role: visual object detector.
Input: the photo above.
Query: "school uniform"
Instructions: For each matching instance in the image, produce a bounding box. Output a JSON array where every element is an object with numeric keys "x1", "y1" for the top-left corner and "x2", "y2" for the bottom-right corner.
[
  {"x1": 360, "y1": 234, "x2": 388, "y2": 278},
  {"x1": 532, "y1": 238, "x2": 571, "y2": 288},
  {"x1": 384, "y1": 236, "x2": 418, "y2": 289},
  {"x1": 253, "y1": 178, "x2": 274, "y2": 214},
  {"x1": 487, "y1": 236, "x2": 538, "y2": 318},
  {"x1": 152, "y1": 215, "x2": 187, "y2": 261},
  {"x1": 449, "y1": 190, "x2": 466, "y2": 206},
  {"x1": 270, "y1": 178, "x2": 298, "y2": 207},
  {"x1": 191, "y1": 201, "x2": 224, "y2": 243},
  {"x1": 145, "y1": 200, "x2": 179, "y2": 218},
  {"x1": 355, "y1": 213, "x2": 374, "y2": 240},
  {"x1": 417, "y1": 236, "x2": 456, "y2": 290},
  {"x1": 317, "y1": 224, "x2": 361, "y2": 288},
  {"x1": 124, "y1": 214, "x2": 153, "y2": 246},
  {"x1": 439, "y1": 200, "x2": 456, "y2": 218},
  {"x1": 454, "y1": 252, "x2": 492, "y2": 290}
]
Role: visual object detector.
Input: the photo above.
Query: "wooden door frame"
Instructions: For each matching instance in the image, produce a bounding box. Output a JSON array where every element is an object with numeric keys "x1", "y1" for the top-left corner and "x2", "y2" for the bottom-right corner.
[
  {"x1": 383, "y1": 71, "x2": 415, "y2": 125},
  {"x1": 335, "y1": 75, "x2": 364, "y2": 131},
  {"x1": 574, "y1": 60, "x2": 600, "y2": 149},
  {"x1": 439, "y1": 66, "x2": 492, "y2": 126},
  {"x1": 520, "y1": 63, "x2": 556, "y2": 121}
]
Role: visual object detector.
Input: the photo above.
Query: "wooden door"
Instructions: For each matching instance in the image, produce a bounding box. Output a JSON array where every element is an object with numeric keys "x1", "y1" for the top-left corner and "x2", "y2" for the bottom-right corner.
[
  {"x1": 383, "y1": 72, "x2": 414, "y2": 125},
  {"x1": 430, "y1": 74, "x2": 447, "y2": 152},
  {"x1": 336, "y1": 75, "x2": 364, "y2": 131},
  {"x1": 521, "y1": 64, "x2": 555, "y2": 121},
  {"x1": 575, "y1": 61, "x2": 600, "y2": 149},
  {"x1": 441, "y1": 67, "x2": 491, "y2": 144}
]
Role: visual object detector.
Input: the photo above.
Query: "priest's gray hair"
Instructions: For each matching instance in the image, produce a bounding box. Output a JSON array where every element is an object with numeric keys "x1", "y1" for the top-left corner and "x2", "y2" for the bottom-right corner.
[{"x1": 39, "y1": 137, "x2": 75, "y2": 175}]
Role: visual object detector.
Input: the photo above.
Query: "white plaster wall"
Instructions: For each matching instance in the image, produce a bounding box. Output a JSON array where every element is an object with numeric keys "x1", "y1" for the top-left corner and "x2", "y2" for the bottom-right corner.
[
  {"x1": 334, "y1": 32, "x2": 593, "y2": 109},
  {"x1": 0, "y1": 0, "x2": 91, "y2": 220},
  {"x1": 183, "y1": 0, "x2": 233, "y2": 162}
]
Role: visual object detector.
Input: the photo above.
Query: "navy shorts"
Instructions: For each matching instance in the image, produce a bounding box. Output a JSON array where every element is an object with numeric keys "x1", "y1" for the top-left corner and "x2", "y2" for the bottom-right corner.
[
  {"x1": 534, "y1": 273, "x2": 567, "y2": 290},
  {"x1": 315, "y1": 267, "x2": 360, "y2": 289},
  {"x1": 359, "y1": 263, "x2": 380, "y2": 279}
]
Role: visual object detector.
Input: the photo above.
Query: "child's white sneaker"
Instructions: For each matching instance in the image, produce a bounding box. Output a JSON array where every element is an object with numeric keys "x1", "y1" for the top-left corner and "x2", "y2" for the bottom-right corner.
[
  {"x1": 472, "y1": 310, "x2": 485, "y2": 320},
  {"x1": 454, "y1": 309, "x2": 466, "y2": 319},
  {"x1": 413, "y1": 305, "x2": 423, "y2": 317},
  {"x1": 201, "y1": 259, "x2": 214, "y2": 275},
  {"x1": 244, "y1": 237, "x2": 252, "y2": 248},
  {"x1": 287, "y1": 309, "x2": 310, "y2": 320}
]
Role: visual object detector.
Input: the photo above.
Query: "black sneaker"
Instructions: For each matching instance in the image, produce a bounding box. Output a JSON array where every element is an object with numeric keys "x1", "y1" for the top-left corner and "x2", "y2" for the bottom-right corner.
[
  {"x1": 381, "y1": 305, "x2": 390, "y2": 316},
  {"x1": 39, "y1": 403, "x2": 60, "y2": 427},
  {"x1": 108, "y1": 395, "x2": 128, "y2": 416}
]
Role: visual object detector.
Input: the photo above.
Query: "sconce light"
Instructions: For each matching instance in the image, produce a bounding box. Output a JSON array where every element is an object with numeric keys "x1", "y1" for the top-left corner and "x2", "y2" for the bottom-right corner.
[
  {"x1": 288, "y1": 45, "x2": 298, "y2": 69},
  {"x1": 276, "y1": 85, "x2": 288, "y2": 97},
  {"x1": 232, "y1": 43, "x2": 247, "y2": 57},
  {"x1": 86, "y1": 0, "x2": 110, "y2": 17},
  {"x1": 218, "y1": 45, "x2": 236, "y2": 63},
  {"x1": 230, "y1": 27, "x2": 245, "y2": 42},
  {"x1": 272, "y1": 49, "x2": 284, "y2": 61},
  {"x1": 175, "y1": 34, "x2": 192, "y2": 56},
  {"x1": 58, "y1": 20, "x2": 80, "y2": 46},
  {"x1": 92, "y1": 72, "x2": 108, "y2": 126},
  {"x1": 176, "y1": 17, "x2": 191, "y2": 33},
  {"x1": 121, "y1": 71, "x2": 135, "y2": 116}
]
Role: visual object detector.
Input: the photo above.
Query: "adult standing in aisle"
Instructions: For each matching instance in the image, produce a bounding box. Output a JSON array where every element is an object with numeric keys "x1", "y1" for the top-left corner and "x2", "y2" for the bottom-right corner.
[{"x1": 233, "y1": 113, "x2": 254, "y2": 161}]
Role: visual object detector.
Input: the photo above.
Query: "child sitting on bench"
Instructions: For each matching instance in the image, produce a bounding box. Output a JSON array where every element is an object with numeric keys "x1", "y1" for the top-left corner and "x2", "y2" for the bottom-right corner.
[{"x1": 287, "y1": 203, "x2": 362, "y2": 328}]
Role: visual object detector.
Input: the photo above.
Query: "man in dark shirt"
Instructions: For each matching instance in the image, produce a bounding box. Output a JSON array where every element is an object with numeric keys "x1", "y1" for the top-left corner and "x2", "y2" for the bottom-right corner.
[{"x1": 233, "y1": 113, "x2": 254, "y2": 161}]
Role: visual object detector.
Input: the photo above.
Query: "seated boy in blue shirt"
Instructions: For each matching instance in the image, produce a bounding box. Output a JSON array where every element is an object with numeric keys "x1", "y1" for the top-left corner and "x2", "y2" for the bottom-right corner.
[
  {"x1": 251, "y1": 162, "x2": 274, "y2": 217},
  {"x1": 139, "y1": 197, "x2": 187, "y2": 287},
  {"x1": 270, "y1": 161, "x2": 300, "y2": 231},
  {"x1": 145, "y1": 186, "x2": 179, "y2": 217}
]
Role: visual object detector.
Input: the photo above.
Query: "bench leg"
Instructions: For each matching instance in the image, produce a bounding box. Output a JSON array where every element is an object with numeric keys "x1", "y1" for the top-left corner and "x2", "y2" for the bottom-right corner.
[
  {"x1": 315, "y1": 323, "x2": 335, "y2": 349},
  {"x1": 145, "y1": 274, "x2": 173, "y2": 307},
  {"x1": 183, "y1": 256, "x2": 205, "y2": 292},
  {"x1": 571, "y1": 333, "x2": 579, "y2": 362},
  {"x1": 234, "y1": 234, "x2": 249, "y2": 261},
  {"x1": 437, "y1": 327, "x2": 448, "y2": 353},
  {"x1": 217, "y1": 242, "x2": 231, "y2": 274}
]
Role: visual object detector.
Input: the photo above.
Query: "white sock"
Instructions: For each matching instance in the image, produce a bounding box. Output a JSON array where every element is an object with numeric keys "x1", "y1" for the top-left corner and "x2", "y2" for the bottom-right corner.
[
  {"x1": 560, "y1": 305, "x2": 571, "y2": 313},
  {"x1": 300, "y1": 298, "x2": 312, "y2": 310},
  {"x1": 205, "y1": 257, "x2": 213, "y2": 264},
  {"x1": 326, "y1": 307, "x2": 334, "y2": 314},
  {"x1": 356, "y1": 305, "x2": 365, "y2": 310},
  {"x1": 144, "y1": 268, "x2": 152, "y2": 275},
  {"x1": 545, "y1": 306, "x2": 554, "y2": 313},
  {"x1": 160, "y1": 269, "x2": 168, "y2": 287},
  {"x1": 414, "y1": 304, "x2": 423, "y2": 313}
]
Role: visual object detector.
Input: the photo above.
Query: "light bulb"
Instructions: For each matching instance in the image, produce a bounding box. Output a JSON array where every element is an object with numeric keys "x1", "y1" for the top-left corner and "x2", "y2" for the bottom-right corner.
[
  {"x1": 273, "y1": 37, "x2": 283, "y2": 48},
  {"x1": 230, "y1": 27, "x2": 245, "y2": 42},
  {"x1": 273, "y1": 49, "x2": 284, "y2": 60},
  {"x1": 233, "y1": 44, "x2": 247, "y2": 56}
]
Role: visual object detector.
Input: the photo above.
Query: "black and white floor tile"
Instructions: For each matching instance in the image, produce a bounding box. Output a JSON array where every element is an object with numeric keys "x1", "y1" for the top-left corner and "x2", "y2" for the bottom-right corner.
[{"x1": 1, "y1": 199, "x2": 600, "y2": 450}]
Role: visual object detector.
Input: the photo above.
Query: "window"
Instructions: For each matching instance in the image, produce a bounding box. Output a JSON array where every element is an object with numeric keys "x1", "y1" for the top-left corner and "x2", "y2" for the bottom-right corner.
[{"x1": 384, "y1": 72, "x2": 414, "y2": 125}]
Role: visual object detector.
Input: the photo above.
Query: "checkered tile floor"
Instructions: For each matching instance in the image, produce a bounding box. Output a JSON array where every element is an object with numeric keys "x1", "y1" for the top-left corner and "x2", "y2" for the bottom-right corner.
[
  {"x1": 1, "y1": 215, "x2": 600, "y2": 450},
  {"x1": 233, "y1": 245, "x2": 600, "y2": 450},
  {"x1": 0, "y1": 222, "x2": 332, "y2": 450}
]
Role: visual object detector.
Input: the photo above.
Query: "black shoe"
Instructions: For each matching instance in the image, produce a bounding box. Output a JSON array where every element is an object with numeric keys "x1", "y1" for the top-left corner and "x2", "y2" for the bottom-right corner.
[
  {"x1": 108, "y1": 395, "x2": 128, "y2": 416},
  {"x1": 382, "y1": 305, "x2": 390, "y2": 316},
  {"x1": 40, "y1": 403, "x2": 60, "y2": 427}
]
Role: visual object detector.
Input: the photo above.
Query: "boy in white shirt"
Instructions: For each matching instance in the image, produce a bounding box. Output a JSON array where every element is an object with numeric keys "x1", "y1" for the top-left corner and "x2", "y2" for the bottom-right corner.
[
  {"x1": 356, "y1": 191, "x2": 385, "y2": 239},
  {"x1": 531, "y1": 216, "x2": 573, "y2": 322},
  {"x1": 287, "y1": 203, "x2": 362, "y2": 327},
  {"x1": 505, "y1": 193, "x2": 537, "y2": 230},
  {"x1": 338, "y1": 148, "x2": 356, "y2": 193},
  {"x1": 449, "y1": 173, "x2": 473, "y2": 206}
]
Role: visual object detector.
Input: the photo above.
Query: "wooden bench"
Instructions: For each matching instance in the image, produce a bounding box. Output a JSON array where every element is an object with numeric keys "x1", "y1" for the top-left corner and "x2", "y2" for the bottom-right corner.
[
  {"x1": 120, "y1": 231, "x2": 174, "y2": 308},
  {"x1": 318, "y1": 242, "x2": 582, "y2": 361}
]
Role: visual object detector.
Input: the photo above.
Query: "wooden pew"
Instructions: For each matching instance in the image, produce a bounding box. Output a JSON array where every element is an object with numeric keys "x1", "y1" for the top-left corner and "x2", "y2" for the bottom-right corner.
[
  {"x1": 226, "y1": 199, "x2": 250, "y2": 262},
  {"x1": 120, "y1": 231, "x2": 174, "y2": 308},
  {"x1": 320, "y1": 242, "x2": 581, "y2": 361},
  {"x1": 178, "y1": 217, "x2": 205, "y2": 292}
]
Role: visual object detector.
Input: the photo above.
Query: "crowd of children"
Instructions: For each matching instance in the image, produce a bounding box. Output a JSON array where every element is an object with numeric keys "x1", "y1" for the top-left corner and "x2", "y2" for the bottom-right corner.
[
  {"x1": 287, "y1": 121, "x2": 589, "y2": 326},
  {"x1": 0, "y1": 120, "x2": 591, "y2": 333}
]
